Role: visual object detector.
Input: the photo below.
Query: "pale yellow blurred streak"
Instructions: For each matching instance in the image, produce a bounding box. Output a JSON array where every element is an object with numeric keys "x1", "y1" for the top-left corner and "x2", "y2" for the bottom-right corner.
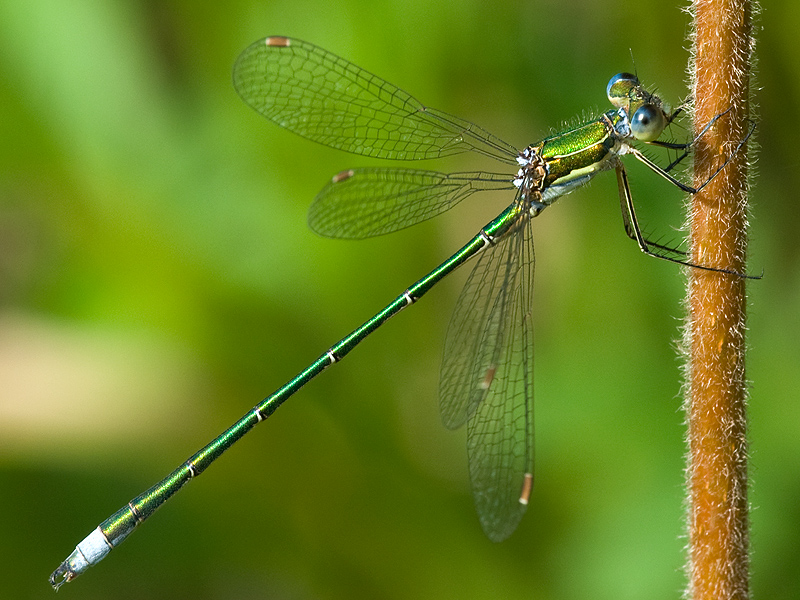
[{"x1": 0, "y1": 309, "x2": 207, "y2": 465}]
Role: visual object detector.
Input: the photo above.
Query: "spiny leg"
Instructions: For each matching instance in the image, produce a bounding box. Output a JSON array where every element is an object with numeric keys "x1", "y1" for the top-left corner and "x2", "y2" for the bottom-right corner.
[
  {"x1": 644, "y1": 108, "x2": 756, "y2": 193},
  {"x1": 615, "y1": 163, "x2": 757, "y2": 278},
  {"x1": 615, "y1": 163, "x2": 687, "y2": 259}
]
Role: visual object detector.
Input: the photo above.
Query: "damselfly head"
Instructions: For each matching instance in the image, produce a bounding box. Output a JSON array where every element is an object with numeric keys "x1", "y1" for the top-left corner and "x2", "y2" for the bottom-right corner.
[{"x1": 606, "y1": 73, "x2": 668, "y2": 142}]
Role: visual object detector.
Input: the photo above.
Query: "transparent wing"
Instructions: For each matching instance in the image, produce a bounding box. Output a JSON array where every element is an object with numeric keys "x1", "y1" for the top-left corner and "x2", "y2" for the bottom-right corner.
[
  {"x1": 233, "y1": 37, "x2": 519, "y2": 164},
  {"x1": 309, "y1": 169, "x2": 516, "y2": 239},
  {"x1": 439, "y1": 210, "x2": 535, "y2": 542}
]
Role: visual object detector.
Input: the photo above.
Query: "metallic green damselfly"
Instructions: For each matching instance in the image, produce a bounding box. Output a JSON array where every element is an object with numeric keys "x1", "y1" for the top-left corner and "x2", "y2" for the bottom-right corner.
[{"x1": 50, "y1": 36, "x2": 752, "y2": 589}]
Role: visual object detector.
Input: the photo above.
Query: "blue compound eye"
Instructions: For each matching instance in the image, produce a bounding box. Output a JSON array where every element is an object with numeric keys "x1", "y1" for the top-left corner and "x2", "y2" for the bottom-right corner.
[
  {"x1": 630, "y1": 104, "x2": 667, "y2": 141},
  {"x1": 607, "y1": 73, "x2": 639, "y2": 108}
]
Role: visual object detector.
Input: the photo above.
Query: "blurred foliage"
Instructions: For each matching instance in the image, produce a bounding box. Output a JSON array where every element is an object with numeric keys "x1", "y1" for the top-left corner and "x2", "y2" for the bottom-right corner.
[{"x1": 0, "y1": 0, "x2": 797, "y2": 599}]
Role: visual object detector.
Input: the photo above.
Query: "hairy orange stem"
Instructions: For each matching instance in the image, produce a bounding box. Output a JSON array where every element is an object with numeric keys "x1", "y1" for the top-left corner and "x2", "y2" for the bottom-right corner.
[{"x1": 685, "y1": 0, "x2": 754, "y2": 598}]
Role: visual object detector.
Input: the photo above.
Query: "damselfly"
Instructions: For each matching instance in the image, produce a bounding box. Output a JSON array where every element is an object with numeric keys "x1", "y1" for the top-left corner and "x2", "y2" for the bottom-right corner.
[{"x1": 50, "y1": 36, "x2": 752, "y2": 589}]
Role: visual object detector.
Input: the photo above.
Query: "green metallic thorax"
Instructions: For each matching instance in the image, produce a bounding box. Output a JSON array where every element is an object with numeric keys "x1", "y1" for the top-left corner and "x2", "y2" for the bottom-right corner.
[{"x1": 537, "y1": 111, "x2": 622, "y2": 190}]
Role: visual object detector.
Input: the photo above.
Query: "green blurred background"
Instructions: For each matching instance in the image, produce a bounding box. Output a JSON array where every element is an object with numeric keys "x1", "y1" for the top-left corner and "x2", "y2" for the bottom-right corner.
[{"x1": 1, "y1": 0, "x2": 797, "y2": 598}]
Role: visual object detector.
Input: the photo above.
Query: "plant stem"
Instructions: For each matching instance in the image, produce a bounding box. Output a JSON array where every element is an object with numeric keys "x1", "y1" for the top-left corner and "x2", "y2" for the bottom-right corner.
[{"x1": 686, "y1": 0, "x2": 754, "y2": 598}]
